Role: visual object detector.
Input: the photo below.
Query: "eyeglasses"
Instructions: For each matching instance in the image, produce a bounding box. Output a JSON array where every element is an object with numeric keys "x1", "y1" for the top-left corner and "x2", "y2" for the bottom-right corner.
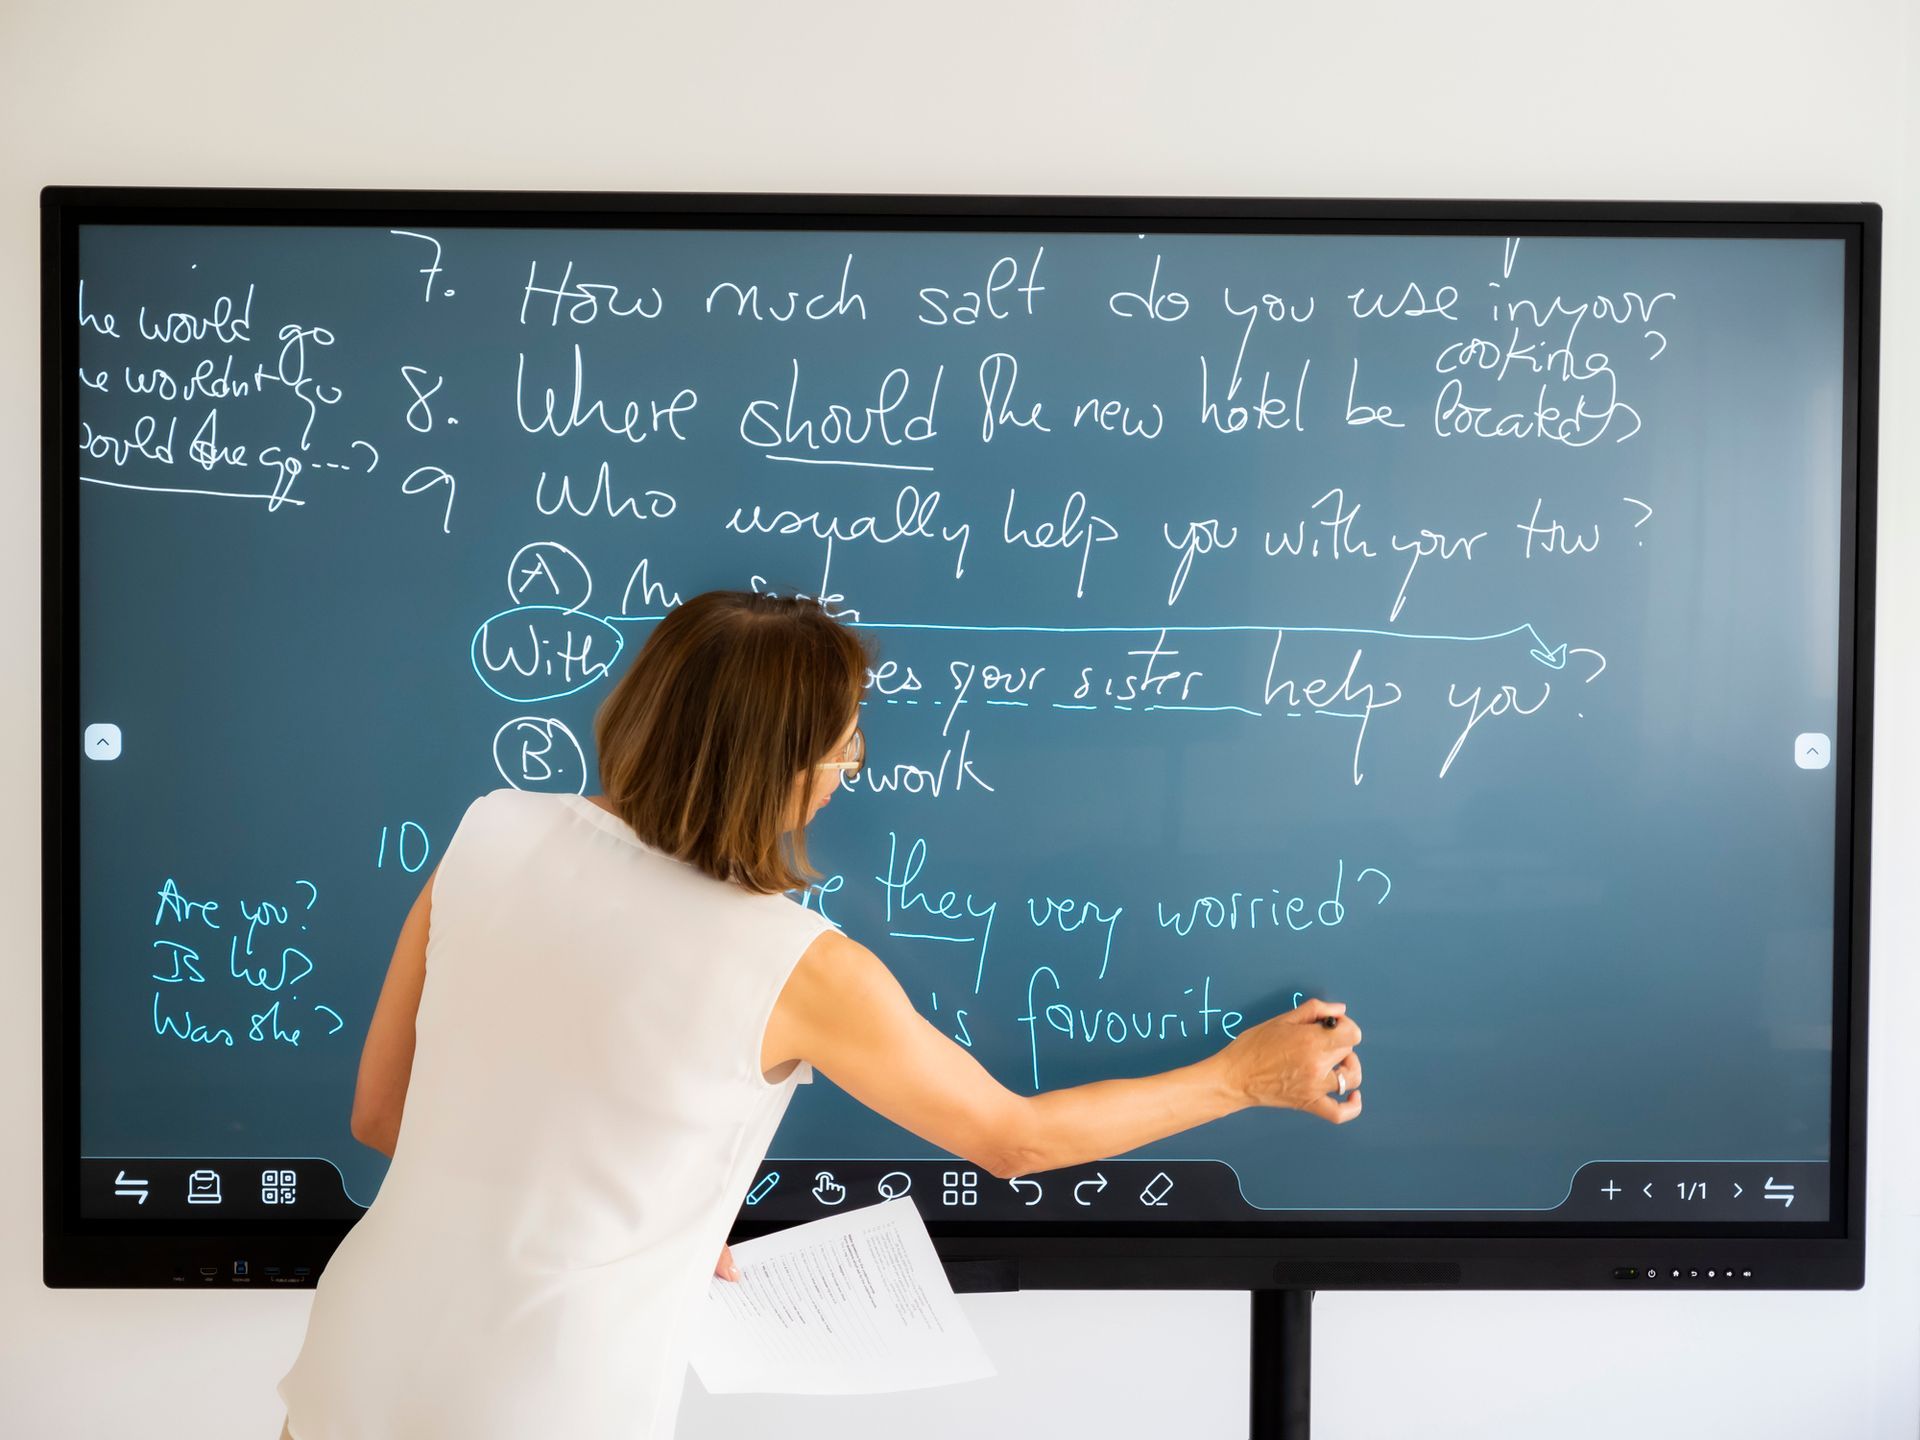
[{"x1": 812, "y1": 727, "x2": 865, "y2": 775}]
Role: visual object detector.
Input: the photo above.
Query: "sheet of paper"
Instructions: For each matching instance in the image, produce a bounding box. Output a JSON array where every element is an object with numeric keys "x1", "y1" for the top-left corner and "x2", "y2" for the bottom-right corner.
[{"x1": 687, "y1": 1195, "x2": 997, "y2": 1395}]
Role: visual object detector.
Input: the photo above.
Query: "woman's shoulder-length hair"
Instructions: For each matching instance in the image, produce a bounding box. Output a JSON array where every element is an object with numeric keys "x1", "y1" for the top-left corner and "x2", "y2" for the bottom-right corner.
[{"x1": 592, "y1": 589, "x2": 873, "y2": 895}]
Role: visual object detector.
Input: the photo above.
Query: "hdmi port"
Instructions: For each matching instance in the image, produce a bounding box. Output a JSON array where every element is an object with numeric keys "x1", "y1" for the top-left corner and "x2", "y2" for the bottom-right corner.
[{"x1": 198, "y1": 1266, "x2": 218, "y2": 1278}]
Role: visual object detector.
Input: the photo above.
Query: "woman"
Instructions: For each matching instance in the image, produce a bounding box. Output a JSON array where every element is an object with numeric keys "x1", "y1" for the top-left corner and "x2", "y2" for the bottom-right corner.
[{"x1": 275, "y1": 589, "x2": 1362, "y2": 1439}]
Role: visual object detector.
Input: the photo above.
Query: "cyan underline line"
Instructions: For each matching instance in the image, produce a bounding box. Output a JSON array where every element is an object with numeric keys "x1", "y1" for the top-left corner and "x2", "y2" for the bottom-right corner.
[{"x1": 610, "y1": 615, "x2": 1555, "y2": 646}]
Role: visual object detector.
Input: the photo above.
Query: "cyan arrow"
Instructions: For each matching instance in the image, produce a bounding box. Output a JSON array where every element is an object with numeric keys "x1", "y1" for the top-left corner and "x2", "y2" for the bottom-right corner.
[{"x1": 1529, "y1": 642, "x2": 1568, "y2": 669}]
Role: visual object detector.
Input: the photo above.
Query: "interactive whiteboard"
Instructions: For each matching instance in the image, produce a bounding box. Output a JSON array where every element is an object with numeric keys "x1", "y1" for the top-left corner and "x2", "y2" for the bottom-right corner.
[{"x1": 45, "y1": 192, "x2": 1873, "y2": 1292}]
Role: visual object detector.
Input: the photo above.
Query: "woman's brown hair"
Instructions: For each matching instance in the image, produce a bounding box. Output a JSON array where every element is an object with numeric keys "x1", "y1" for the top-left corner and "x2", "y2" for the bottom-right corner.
[{"x1": 592, "y1": 590, "x2": 874, "y2": 895}]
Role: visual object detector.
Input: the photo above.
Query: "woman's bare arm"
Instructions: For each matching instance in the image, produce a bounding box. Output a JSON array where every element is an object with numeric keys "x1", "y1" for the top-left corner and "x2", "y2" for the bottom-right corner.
[
  {"x1": 349, "y1": 863, "x2": 440, "y2": 1156},
  {"x1": 765, "y1": 929, "x2": 1254, "y2": 1178}
]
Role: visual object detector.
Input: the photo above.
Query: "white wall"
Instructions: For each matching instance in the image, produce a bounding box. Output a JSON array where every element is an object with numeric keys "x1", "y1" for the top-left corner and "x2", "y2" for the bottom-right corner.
[{"x1": 3, "y1": 2, "x2": 1914, "y2": 1435}]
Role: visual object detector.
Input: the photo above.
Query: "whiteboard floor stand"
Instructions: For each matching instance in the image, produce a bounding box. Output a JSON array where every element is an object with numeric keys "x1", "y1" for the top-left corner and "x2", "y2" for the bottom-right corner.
[{"x1": 945, "y1": 1262, "x2": 1315, "y2": 1435}]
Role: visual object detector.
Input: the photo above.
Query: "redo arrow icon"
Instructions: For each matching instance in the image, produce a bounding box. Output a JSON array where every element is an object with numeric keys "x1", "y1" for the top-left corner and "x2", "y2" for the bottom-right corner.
[{"x1": 1073, "y1": 1173, "x2": 1109, "y2": 1206}]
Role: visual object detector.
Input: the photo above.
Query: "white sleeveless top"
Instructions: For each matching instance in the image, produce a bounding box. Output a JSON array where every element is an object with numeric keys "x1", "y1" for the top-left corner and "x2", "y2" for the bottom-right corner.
[{"x1": 277, "y1": 787, "x2": 836, "y2": 1439}]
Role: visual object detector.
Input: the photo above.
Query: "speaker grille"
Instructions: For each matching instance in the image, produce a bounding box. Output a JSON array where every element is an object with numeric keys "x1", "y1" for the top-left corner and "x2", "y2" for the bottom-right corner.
[{"x1": 1271, "y1": 1261, "x2": 1461, "y2": 1286}]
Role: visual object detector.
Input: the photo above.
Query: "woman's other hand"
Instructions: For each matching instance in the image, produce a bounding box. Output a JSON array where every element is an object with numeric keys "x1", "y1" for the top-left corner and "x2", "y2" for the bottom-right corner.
[{"x1": 714, "y1": 1244, "x2": 742, "y2": 1282}]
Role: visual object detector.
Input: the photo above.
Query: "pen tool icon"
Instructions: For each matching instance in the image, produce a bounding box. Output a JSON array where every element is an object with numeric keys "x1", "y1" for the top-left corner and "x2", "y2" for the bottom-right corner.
[{"x1": 745, "y1": 1172, "x2": 779, "y2": 1205}]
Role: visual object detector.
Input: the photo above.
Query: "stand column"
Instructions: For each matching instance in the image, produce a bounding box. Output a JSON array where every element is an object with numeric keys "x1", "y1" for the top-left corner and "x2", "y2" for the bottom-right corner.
[{"x1": 1249, "y1": 1288, "x2": 1312, "y2": 1440}]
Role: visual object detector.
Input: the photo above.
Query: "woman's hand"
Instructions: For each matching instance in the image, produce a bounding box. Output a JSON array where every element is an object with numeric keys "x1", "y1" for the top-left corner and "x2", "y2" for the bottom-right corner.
[
  {"x1": 1218, "y1": 996, "x2": 1364, "y2": 1122},
  {"x1": 714, "y1": 1244, "x2": 742, "y2": 1282}
]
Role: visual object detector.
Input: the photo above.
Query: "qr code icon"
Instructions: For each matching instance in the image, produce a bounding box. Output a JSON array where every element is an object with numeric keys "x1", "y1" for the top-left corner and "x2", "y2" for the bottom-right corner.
[{"x1": 261, "y1": 1169, "x2": 297, "y2": 1205}]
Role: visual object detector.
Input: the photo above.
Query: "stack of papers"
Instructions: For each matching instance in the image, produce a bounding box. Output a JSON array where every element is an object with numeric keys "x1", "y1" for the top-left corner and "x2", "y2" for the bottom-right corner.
[{"x1": 688, "y1": 1195, "x2": 998, "y2": 1395}]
